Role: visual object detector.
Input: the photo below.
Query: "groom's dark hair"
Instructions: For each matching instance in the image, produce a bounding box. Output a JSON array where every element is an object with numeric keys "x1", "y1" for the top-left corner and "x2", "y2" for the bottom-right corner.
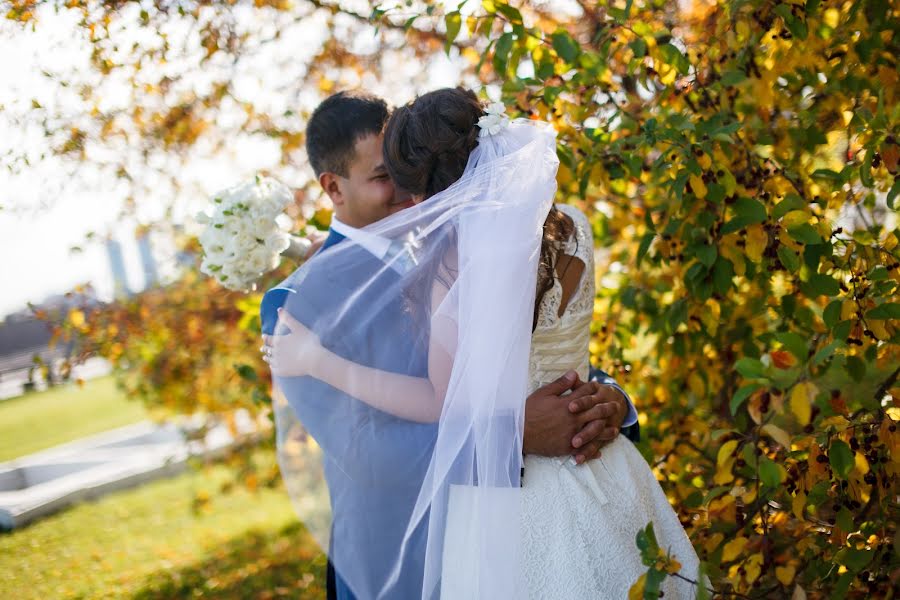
[{"x1": 306, "y1": 91, "x2": 389, "y2": 178}]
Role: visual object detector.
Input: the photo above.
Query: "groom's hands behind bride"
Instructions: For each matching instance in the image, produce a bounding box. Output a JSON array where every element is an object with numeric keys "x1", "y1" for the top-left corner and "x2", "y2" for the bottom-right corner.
[{"x1": 523, "y1": 370, "x2": 625, "y2": 464}]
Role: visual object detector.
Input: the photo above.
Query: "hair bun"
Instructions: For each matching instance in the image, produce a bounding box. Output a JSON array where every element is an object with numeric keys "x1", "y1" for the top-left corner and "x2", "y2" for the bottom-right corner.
[{"x1": 383, "y1": 87, "x2": 484, "y2": 198}]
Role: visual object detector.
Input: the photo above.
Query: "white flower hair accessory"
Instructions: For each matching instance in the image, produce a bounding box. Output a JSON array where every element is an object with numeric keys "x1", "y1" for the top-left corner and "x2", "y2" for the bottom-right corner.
[{"x1": 477, "y1": 102, "x2": 510, "y2": 137}]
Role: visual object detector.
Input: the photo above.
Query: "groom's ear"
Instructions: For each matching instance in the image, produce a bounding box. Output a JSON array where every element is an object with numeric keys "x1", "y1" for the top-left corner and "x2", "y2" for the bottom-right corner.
[{"x1": 319, "y1": 172, "x2": 344, "y2": 206}]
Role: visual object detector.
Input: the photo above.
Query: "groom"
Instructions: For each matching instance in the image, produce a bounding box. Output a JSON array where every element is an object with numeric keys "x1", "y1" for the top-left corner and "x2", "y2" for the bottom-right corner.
[{"x1": 261, "y1": 91, "x2": 638, "y2": 599}]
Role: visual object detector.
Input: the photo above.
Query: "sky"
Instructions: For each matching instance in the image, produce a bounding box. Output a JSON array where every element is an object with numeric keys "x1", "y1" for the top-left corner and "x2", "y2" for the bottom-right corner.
[{"x1": 0, "y1": 4, "x2": 464, "y2": 319}]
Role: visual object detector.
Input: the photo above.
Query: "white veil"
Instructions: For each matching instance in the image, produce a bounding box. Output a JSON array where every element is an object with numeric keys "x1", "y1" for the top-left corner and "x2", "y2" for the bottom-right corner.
[{"x1": 268, "y1": 118, "x2": 559, "y2": 599}]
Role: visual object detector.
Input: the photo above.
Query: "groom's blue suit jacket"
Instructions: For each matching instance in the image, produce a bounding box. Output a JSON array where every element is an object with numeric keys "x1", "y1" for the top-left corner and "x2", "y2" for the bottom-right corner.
[{"x1": 261, "y1": 229, "x2": 437, "y2": 600}]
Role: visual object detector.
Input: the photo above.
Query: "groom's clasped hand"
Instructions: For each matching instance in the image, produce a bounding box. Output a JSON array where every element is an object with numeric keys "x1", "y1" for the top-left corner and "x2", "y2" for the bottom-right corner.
[{"x1": 522, "y1": 369, "x2": 626, "y2": 463}]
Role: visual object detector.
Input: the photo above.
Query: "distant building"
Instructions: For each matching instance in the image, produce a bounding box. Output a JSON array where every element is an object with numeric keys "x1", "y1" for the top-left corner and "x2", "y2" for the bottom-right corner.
[
  {"x1": 137, "y1": 233, "x2": 159, "y2": 288},
  {"x1": 105, "y1": 238, "x2": 131, "y2": 296}
]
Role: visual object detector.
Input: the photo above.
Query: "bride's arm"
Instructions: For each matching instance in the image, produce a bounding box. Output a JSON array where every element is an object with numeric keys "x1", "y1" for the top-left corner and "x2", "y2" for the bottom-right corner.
[{"x1": 268, "y1": 276, "x2": 456, "y2": 424}]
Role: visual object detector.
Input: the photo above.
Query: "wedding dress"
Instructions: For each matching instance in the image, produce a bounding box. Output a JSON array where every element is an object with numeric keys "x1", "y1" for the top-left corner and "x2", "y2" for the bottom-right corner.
[{"x1": 521, "y1": 204, "x2": 701, "y2": 599}]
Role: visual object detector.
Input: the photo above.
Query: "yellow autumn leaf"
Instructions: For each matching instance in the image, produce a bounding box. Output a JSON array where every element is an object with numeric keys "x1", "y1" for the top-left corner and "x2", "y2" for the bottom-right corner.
[
  {"x1": 790, "y1": 382, "x2": 812, "y2": 426},
  {"x1": 820, "y1": 416, "x2": 850, "y2": 431},
  {"x1": 689, "y1": 174, "x2": 707, "y2": 199},
  {"x1": 744, "y1": 224, "x2": 768, "y2": 262},
  {"x1": 557, "y1": 164, "x2": 574, "y2": 186},
  {"x1": 762, "y1": 423, "x2": 792, "y2": 449},
  {"x1": 697, "y1": 152, "x2": 711, "y2": 170},
  {"x1": 792, "y1": 492, "x2": 807, "y2": 520},
  {"x1": 704, "y1": 532, "x2": 725, "y2": 554},
  {"x1": 69, "y1": 308, "x2": 85, "y2": 328},
  {"x1": 840, "y1": 300, "x2": 856, "y2": 321},
  {"x1": 665, "y1": 558, "x2": 682, "y2": 575},
  {"x1": 721, "y1": 536, "x2": 747, "y2": 562},
  {"x1": 628, "y1": 573, "x2": 646, "y2": 600},
  {"x1": 717, "y1": 440, "x2": 739, "y2": 468},
  {"x1": 782, "y1": 210, "x2": 811, "y2": 228},
  {"x1": 715, "y1": 439, "x2": 738, "y2": 485},
  {"x1": 700, "y1": 298, "x2": 721, "y2": 335},
  {"x1": 776, "y1": 564, "x2": 796, "y2": 586},
  {"x1": 745, "y1": 552, "x2": 763, "y2": 583},
  {"x1": 688, "y1": 371, "x2": 706, "y2": 397},
  {"x1": 318, "y1": 77, "x2": 334, "y2": 92}
]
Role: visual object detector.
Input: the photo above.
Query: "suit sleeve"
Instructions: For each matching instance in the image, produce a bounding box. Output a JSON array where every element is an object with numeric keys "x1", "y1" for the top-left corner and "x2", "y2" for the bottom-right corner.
[{"x1": 589, "y1": 365, "x2": 640, "y2": 442}]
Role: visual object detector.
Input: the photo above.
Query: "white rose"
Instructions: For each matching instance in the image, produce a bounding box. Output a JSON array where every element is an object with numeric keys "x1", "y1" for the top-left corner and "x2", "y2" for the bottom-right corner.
[{"x1": 264, "y1": 231, "x2": 290, "y2": 254}]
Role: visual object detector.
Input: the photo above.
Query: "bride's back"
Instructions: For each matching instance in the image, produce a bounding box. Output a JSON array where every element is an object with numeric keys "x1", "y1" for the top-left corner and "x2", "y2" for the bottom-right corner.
[{"x1": 528, "y1": 203, "x2": 595, "y2": 393}]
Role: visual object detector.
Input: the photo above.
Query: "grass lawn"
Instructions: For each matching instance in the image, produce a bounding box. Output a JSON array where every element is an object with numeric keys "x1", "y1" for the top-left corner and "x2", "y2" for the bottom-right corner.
[
  {"x1": 0, "y1": 377, "x2": 149, "y2": 462},
  {"x1": 0, "y1": 449, "x2": 327, "y2": 599}
]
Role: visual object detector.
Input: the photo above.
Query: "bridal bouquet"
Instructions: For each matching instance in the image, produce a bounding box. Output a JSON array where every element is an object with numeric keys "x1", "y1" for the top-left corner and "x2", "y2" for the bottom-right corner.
[{"x1": 196, "y1": 176, "x2": 311, "y2": 291}]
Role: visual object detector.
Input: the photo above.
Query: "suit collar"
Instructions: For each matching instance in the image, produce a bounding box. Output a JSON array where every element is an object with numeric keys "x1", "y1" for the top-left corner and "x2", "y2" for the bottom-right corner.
[{"x1": 321, "y1": 228, "x2": 346, "y2": 251}]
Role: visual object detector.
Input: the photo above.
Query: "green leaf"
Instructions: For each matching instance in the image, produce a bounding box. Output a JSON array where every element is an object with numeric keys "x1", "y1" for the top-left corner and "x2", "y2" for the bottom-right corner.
[
  {"x1": 868, "y1": 266, "x2": 889, "y2": 281},
  {"x1": 773, "y1": 194, "x2": 806, "y2": 219},
  {"x1": 775, "y1": 331, "x2": 808, "y2": 360},
  {"x1": 777, "y1": 246, "x2": 800, "y2": 272},
  {"x1": 721, "y1": 197, "x2": 767, "y2": 233},
  {"x1": 866, "y1": 303, "x2": 900, "y2": 320},
  {"x1": 845, "y1": 355, "x2": 866, "y2": 382},
  {"x1": 731, "y1": 383, "x2": 763, "y2": 415},
  {"x1": 637, "y1": 232, "x2": 655, "y2": 265},
  {"x1": 802, "y1": 273, "x2": 841, "y2": 297},
  {"x1": 493, "y1": 32, "x2": 514, "y2": 73},
  {"x1": 635, "y1": 522, "x2": 660, "y2": 566},
  {"x1": 628, "y1": 38, "x2": 647, "y2": 58},
  {"x1": 444, "y1": 12, "x2": 462, "y2": 54},
  {"x1": 835, "y1": 507, "x2": 854, "y2": 535},
  {"x1": 887, "y1": 177, "x2": 900, "y2": 210},
  {"x1": 644, "y1": 568, "x2": 665, "y2": 600},
  {"x1": 841, "y1": 548, "x2": 875, "y2": 572},
  {"x1": 787, "y1": 223, "x2": 824, "y2": 245},
  {"x1": 706, "y1": 182, "x2": 726, "y2": 204},
  {"x1": 551, "y1": 30, "x2": 580, "y2": 63},
  {"x1": 234, "y1": 363, "x2": 258, "y2": 382},
  {"x1": 833, "y1": 320, "x2": 852, "y2": 341},
  {"x1": 695, "y1": 244, "x2": 717, "y2": 267},
  {"x1": 813, "y1": 340, "x2": 841, "y2": 366},
  {"x1": 713, "y1": 256, "x2": 735, "y2": 295},
  {"x1": 823, "y1": 300, "x2": 842, "y2": 328},
  {"x1": 666, "y1": 298, "x2": 689, "y2": 332},
  {"x1": 860, "y1": 148, "x2": 874, "y2": 188},
  {"x1": 658, "y1": 43, "x2": 690, "y2": 75},
  {"x1": 720, "y1": 70, "x2": 747, "y2": 87},
  {"x1": 702, "y1": 485, "x2": 732, "y2": 505},
  {"x1": 829, "y1": 440, "x2": 854, "y2": 479},
  {"x1": 811, "y1": 168, "x2": 844, "y2": 182},
  {"x1": 494, "y1": 3, "x2": 522, "y2": 23},
  {"x1": 735, "y1": 357, "x2": 766, "y2": 379},
  {"x1": 759, "y1": 456, "x2": 783, "y2": 487}
]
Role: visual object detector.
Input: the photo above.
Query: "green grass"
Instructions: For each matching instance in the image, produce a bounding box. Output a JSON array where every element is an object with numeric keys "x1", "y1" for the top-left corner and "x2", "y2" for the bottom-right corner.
[
  {"x1": 0, "y1": 449, "x2": 327, "y2": 599},
  {"x1": 0, "y1": 377, "x2": 149, "y2": 462}
]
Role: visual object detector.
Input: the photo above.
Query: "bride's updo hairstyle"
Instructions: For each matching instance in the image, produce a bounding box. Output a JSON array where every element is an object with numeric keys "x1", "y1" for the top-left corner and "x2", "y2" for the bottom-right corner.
[
  {"x1": 383, "y1": 87, "x2": 482, "y2": 199},
  {"x1": 383, "y1": 87, "x2": 575, "y2": 330}
]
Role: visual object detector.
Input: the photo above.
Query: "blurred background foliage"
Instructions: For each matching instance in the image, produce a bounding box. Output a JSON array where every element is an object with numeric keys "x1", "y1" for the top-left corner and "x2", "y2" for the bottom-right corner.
[{"x1": 4, "y1": 0, "x2": 899, "y2": 597}]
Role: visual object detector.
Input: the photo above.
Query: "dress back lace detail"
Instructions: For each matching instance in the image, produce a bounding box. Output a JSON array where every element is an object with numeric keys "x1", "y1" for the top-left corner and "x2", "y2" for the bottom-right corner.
[{"x1": 528, "y1": 203, "x2": 594, "y2": 393}]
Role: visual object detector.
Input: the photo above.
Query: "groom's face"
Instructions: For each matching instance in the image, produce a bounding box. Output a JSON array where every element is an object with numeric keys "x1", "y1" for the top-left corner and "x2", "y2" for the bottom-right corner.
[{"x1": 327, "y1": 133, "x2": 410, "y2": 228}]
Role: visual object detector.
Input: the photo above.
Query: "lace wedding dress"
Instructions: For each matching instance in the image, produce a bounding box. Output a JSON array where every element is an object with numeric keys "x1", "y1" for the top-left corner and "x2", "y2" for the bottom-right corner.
[{"x1": 519, "y1": 203, "x2": 701, "y2": 599}]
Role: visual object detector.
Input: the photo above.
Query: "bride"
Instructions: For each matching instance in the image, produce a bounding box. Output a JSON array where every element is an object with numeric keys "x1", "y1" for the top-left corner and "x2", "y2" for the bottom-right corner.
[{"x1": 266, "y1": 87, "x2": 701, "y2": 599}]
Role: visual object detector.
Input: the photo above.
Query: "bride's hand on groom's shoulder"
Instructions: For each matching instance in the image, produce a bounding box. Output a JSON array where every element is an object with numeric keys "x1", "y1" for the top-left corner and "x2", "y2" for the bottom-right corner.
[{"x1": 522, "y1": 371, "x2": 625, "y2": 463}]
